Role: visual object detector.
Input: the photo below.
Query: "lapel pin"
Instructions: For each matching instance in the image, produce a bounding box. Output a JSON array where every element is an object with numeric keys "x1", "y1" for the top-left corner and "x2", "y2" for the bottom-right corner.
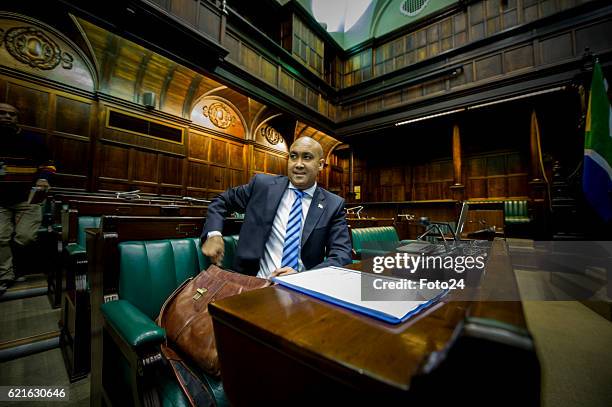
[{"x1": 318, "y1": 203, "x2": 323, "y2": 209}]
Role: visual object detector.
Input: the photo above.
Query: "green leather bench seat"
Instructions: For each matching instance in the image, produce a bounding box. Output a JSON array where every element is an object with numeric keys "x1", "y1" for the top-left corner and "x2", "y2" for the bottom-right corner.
[
  {"x1": 351, "y1": 226, "x2": 410, "y2": 258},
  {"x1": 65, "y1": 216, "x2": 102, "y2": 255},
  {"x1": 78, "y1": 216, "x2": 102, "y2": 248},
  {"x1": 504, "y1": 200, "x2": 530, "y2": 224},
  {"x1": 102, "y1": 236, "x2": 238, "y2": 407}
]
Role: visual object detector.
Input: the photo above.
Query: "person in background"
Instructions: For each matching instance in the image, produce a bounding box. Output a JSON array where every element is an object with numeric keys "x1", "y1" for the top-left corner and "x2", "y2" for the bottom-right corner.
[
  {"x1": 201, "y1": 136, "x2": 352, "y2": 279},
  {"x1": 0, "y1": 103, "x2": 56, "y2": 294}
]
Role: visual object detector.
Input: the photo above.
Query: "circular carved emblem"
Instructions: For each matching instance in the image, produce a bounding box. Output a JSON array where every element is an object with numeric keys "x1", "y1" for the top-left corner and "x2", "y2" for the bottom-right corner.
[
  {"x1": 260, "y1": 125, "x2": 283, "y2": 145},
  {"x1": 4, "y1": 27, "x2": 64, "y2": 70},
  {"x1": 202, "y1": 102, "x2": 235, "y2": 129}
]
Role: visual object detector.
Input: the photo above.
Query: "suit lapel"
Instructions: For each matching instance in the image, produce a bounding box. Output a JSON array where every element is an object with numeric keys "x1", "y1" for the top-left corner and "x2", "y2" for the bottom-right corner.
[
  {"x1": 265, "y1": 176, "x2": 288, "y2": 223},
  {"x1": 301, "y1": 187, "x2": 325, "y2": 245}
]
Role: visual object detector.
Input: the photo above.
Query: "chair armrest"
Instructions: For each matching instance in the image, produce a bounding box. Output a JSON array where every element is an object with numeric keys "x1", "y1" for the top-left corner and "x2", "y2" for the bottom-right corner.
[
  {"x1": 101, "y1": 300, "x2": 166, "y2": 347},
  {"x1": 65, "y1": 243, "x2": 86, "y2": 257}
]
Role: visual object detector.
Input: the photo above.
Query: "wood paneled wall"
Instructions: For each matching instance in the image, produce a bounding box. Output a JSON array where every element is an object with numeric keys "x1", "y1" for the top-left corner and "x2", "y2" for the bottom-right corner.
[
  {"x1": 0, "y1": 75, "x2": 289, "y2": 199},
  {"x1": 1, "y1": 77, "x2": 94, "y2": 191},
  {"x1": 353, "y1": 159, "x2": 456, "y2": 202},
  {"x1": 345, "y1": 0, "x2": 599, "y2": 88},
  {"x1": 251, "y1": 146, "x2": 288, "y2": 178},
  {"x1": 322, "y1": 151, "x2": 348, "y2": 196},
  {"x1": 338, "y1": 149, "x2": 529, "y2": 203},
  {"x1": 334, "y1": 114, "x2": 532, "y2": 204},
  {"x1": 95, "y1": 127, "x2": 247, "y2": 198},
  {"x1": 466, "y1": 152, "x2": 528, "y2": 199}
]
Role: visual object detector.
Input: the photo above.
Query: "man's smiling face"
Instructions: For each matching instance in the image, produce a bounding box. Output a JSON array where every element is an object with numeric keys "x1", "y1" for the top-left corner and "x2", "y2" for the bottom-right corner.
[{"x1": 287, "y1": 137, "x2": 324, "y2": 190}]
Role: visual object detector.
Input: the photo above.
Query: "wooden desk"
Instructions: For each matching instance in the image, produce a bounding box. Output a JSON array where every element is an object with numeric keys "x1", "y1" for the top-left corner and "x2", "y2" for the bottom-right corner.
[{"x1": 209, "y1": 240, "x2": 539, "y2": 405}]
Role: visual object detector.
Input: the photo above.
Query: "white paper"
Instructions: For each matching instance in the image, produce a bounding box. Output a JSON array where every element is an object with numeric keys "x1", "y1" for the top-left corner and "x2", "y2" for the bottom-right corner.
[{"x1": 274, "y1": 266, "x2": 431, "y2": 320}]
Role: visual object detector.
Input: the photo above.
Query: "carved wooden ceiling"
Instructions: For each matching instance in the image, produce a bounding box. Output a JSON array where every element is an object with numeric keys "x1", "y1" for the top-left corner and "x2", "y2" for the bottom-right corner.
[
  {"x1": 77, "y1": 18, "x2": 220, "y2": 116},
  {"x1": 75, "y1": 17, "x2": 280, "y2": 141},
  {"x1": 70, "y1": 17, "x2": 342, "y2": 156}
]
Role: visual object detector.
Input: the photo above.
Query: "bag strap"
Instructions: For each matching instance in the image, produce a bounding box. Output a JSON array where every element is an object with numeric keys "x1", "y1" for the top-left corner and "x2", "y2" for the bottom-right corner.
[{"x1": 161, "y1": 344, "x2": 216, "y2": 407}]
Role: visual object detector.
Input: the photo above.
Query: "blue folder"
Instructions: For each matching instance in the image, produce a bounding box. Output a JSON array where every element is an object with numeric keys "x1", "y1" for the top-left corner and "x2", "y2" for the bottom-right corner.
[{"x1": 273, "y1": 270, "x2": 448, "y2": 324}]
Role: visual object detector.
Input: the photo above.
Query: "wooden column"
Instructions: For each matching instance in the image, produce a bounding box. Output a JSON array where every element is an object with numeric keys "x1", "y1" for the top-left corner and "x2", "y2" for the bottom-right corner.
[
  {"x1": 452, "y1": 124, "x2": 462, "y2": 184},
  {"x1": 528, "y1": 110, "x2": 547, "y2": 200},
  {"x1": 349, "y1": 148, "x2": 354, "y2": 195},
  {"x1": 529, "y1": 110, "x2": 543, "y2": 182},
  {"x1": 450, "y1": 124, "x2": 465, "y2": 201}
]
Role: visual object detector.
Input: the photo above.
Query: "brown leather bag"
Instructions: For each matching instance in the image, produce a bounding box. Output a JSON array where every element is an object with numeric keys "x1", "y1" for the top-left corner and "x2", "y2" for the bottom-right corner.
[{"x1": 157, "y1": 264, "x2": 270, "y2": 377}]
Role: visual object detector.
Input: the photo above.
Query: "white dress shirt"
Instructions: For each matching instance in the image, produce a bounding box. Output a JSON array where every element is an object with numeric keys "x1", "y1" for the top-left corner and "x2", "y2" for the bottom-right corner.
[{"x1": 256, "y1": 182, "x2": 316, "y2": 278}]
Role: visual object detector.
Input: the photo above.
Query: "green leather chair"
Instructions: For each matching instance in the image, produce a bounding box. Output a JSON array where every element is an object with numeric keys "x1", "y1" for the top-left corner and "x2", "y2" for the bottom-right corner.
[
  {"x1": 504, "y1": 200, "x2": 531, "y2": 224},
  {"x1": 100, "y1": 236, "x2": 238, "y2": 407},
  {"x1": 351, "y1": 226, "x2": 411, "y2": 259},
  {"x1": 503, "y1": 200, "x2": 532, "y2": 238},
  {"x1": 65, "y1": 216, "x2": 102, "y2": 258},
  {"x1": 221, "y1": 235, "x2": 239, "y2": 270}
]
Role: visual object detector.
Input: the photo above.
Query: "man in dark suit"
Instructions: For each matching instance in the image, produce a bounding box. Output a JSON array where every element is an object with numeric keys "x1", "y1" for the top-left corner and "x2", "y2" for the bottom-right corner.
[{"x1": 201, "y1": 137, "x2": 352, "y2": 278}]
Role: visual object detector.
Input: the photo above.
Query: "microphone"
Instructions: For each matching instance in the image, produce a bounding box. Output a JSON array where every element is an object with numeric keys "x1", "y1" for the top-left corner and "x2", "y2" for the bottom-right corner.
[
  {"x1": 346, "y1": 206, "x2": 364, "y2": 219},
  {"x1": 417, "y1": 217, "x2": 450, "y2": 252},
  {"x1": 419, "y1": 217, "x2": 457, "y2": 240},
  {"x1": 183, "y1": 196, "x2": 211, "y2": 204},
  {"x1": 116, "y1": 190, "x2": 141, "y2": 199}
]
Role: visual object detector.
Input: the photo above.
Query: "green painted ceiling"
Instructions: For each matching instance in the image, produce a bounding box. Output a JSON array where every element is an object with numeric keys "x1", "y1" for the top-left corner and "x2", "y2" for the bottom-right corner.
[{"x1": 286, "y1": 0, "x2": 458, "y2": 50}]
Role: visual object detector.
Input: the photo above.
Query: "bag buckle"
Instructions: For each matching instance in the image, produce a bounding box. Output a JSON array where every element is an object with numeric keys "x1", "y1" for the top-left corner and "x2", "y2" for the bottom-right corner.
[{"x1": 193, "y1": 287, "x2": 207, "y2": 301}]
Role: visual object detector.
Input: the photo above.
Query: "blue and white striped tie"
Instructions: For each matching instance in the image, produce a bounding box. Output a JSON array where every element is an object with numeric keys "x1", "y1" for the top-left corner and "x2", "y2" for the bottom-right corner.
[{"x1": 281, "y1": 189, "x2": 305, "y2": 270}]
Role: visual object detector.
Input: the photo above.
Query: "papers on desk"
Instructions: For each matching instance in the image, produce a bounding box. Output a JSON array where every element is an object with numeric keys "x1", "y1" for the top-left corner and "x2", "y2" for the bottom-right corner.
[{"x1": 273, "y1": 267, "x2": 446, "y2": 324}]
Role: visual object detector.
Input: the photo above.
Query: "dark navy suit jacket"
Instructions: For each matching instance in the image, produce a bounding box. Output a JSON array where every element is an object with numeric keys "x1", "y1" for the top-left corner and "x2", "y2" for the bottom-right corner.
[{"x1": 201, "y1": 174, "x2": 352, "y2": 276}]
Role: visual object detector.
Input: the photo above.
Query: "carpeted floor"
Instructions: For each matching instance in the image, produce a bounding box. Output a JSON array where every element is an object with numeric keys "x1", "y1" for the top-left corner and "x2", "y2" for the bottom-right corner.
[
  {"x1": 0, "y1": 348, "x2": 90, "y2": 406},
  {"x1": 515, "y1": 265, "x2": 612, "y2": 407},
  {"x1": 0, "y1": 275, "x2": 89, "y2": 407}
]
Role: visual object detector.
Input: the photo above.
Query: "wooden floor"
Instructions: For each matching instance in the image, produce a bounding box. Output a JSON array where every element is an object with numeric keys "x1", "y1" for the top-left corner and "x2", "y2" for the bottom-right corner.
[{"x1": 0, "y1": 262, "x2": 611, "y2": 406}]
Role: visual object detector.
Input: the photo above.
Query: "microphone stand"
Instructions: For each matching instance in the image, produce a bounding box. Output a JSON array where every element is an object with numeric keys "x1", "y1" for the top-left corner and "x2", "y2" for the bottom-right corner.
[
  {"x1": 417, "y1": 224, "x2": 450, "y2": 252},
  {"x1": 345, "y1": 206, "x2": 364, "y2": 219}
]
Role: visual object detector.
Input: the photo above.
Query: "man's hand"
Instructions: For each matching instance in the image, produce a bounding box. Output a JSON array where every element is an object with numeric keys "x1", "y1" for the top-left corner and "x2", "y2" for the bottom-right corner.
[
  {"x1": 270, "y1": 267, "x2": 298, "y2": 279},
  {"x1": 35, "y1": 179, "x2": 50, "y2": 192},
  {"x1": 202, "y1": 235, "x2": 224, "y2": 266}
]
